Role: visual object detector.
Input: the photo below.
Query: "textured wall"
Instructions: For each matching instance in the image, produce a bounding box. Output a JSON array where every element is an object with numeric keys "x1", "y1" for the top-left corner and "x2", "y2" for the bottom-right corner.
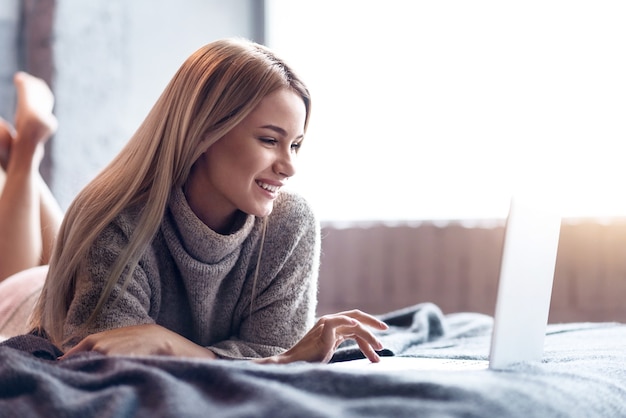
[
  {"x1": 51, "y1": 0, "x2": 262, "y2": 209},
  {"x1": 0, "y1": 0, "x2": 21, "y2": 125}
]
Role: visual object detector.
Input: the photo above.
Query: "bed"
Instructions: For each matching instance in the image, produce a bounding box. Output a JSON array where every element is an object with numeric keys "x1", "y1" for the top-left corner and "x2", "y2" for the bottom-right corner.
[{"x1": 1, "y1": 302, "x2": 625, "y2": 417}]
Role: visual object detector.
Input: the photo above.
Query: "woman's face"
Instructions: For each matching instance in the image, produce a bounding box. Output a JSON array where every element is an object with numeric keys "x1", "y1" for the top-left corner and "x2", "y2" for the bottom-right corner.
[{"x1": 185, "y1": 87, "x2": 307, "y2": 233}]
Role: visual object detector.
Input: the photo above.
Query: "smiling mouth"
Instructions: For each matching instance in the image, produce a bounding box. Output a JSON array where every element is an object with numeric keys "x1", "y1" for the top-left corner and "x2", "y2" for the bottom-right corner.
[{"x1": 256, "y1": 180, "x2": 280, "y2": 193}]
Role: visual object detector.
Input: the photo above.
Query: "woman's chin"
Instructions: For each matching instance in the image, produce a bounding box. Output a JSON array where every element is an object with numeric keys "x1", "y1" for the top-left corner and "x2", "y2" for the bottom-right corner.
[{"x1": 239, "y1": 202, "x2": 274, "y2": 218}]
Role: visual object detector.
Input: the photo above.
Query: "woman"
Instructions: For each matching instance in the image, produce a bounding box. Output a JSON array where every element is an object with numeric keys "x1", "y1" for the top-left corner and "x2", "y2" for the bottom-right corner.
[{"x1": 31, "y1": 38, "x2": 387, "y2": 364}]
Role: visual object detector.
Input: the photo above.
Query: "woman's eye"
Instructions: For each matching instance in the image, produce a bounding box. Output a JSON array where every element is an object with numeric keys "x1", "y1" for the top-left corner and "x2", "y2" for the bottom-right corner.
[
  {"x1": 291, "y1": 142, "x2": 302, "y2": 151},
  {"x1": 260, "y1": 137, "x2": 277, "y2": 145}
]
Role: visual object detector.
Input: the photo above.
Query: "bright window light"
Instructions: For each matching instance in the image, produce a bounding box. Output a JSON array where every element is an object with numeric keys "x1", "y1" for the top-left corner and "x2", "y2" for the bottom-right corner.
[{"x1": 266, "y1": 1, "x2": 626, "y2": 222}]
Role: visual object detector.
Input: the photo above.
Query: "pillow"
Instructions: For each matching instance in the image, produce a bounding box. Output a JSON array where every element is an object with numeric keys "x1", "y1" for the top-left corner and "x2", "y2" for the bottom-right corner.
[{"x1": 0, "y1": 265, "x2": 47, "y2": 340}]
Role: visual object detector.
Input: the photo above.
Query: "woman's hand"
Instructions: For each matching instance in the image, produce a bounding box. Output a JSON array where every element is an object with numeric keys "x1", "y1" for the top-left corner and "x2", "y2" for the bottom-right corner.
[
  {"x1": 59, "y1": 324, "x2": 217, "y2": 360},
  {"x1": 258, "y1": 309, "x2": 388, "y2": 365},
  {"x1": 59, "y1": 311, "x2": 388, "y2": 365}
]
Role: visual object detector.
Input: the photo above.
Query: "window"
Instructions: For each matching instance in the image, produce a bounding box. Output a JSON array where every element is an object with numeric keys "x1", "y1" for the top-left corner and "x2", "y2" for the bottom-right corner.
[{"x1": 266, "y1": 0, "x2": 626, "y2": 222}]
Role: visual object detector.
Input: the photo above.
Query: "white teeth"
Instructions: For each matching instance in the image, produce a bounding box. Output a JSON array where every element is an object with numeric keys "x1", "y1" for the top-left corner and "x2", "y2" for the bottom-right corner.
[{"x1": 257, "y1": 181, "x2": 279, "y2": 192}]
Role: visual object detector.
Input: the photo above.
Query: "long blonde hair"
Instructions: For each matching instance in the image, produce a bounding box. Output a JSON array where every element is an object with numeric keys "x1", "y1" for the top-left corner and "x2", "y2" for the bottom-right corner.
[{"x1": 31, "y1": 38, "x2": 311, "y2": 347}]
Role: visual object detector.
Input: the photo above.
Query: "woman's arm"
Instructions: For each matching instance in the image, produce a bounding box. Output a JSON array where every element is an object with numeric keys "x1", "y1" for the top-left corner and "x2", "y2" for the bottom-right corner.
[
  {"x1": 61, "y1": 211, "x2": 159, "y2": 349},
  {"x1": 60, "y1": 310, "x2": 387, "y2": 363},
  {"x1": 60, "y1": 323, "x2": 218, "y2": 359}
]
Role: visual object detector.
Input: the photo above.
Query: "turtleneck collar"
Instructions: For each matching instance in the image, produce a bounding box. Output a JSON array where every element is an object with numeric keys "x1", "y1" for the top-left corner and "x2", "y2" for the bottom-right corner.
[{"x1": 163, "y1": 187, "x2": 255, "y2": 264}]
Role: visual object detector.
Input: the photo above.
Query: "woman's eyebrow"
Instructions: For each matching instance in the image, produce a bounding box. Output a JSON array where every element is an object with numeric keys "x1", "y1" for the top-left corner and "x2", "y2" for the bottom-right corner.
[
  {"x1": 260, "y1": 124, "x2": 304, "y2": 140},
  {"x1": 260, "y1": 124, "x2": 287, "y2": 136}
]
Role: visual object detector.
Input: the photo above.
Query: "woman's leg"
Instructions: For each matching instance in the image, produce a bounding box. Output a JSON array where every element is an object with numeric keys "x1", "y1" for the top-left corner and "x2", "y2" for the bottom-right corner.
[
  {"x1": 16, "y1": 73, "x2": 63, "y2": 264},
  {"x1": 0, "y1": 116, "x2": 10, "y2": 169},
  {"x1": 0, "y1": 72, "x2": 61, "y2": 282},
  {"x1": 0, "y1": 123, "x2": 9, "y2": 196}
]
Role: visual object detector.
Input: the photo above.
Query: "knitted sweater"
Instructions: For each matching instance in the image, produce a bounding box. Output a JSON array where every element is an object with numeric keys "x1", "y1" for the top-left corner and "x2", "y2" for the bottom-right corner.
[{"x1": 63, "y1": 188, "x2": 321, "y2": 359}]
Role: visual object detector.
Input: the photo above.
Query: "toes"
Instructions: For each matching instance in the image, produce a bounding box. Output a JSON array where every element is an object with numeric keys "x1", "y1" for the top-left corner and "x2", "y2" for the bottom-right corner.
[{"x1": 12, "y1": 72, "x2": 57, "y2": 142}]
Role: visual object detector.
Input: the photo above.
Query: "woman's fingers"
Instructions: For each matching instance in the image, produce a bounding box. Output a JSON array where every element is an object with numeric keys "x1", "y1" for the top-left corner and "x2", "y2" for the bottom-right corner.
[
  {"x1": 315, "y1": 312, "x2": 386, "y2": 363},
  {"x1": 276, "y1": 310, "x2": 387, "y2": 364},
  {"x1": 323, "y1": 316, "x2": 383, "y2": 350},
  {"x1": 354, "y1": 335, "x2": 381, "y2": 363},
  {"x1": 59, "y1": 335, "x2": 96, "y2": 359},
  {"x1": 335, "y1": 309, "x2": 389, "y2": 331}
]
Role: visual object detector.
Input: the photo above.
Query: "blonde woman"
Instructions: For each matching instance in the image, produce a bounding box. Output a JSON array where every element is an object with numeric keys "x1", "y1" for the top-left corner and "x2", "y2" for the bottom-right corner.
[{"x1": 31, "y1": 38, "x2": 387, "y2": 364}]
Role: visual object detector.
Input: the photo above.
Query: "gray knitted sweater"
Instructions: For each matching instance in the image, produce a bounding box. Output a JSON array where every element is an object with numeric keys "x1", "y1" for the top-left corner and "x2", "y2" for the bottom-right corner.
[{"x1": 63, "y1": 188, "x2": 321, "y2": 359}]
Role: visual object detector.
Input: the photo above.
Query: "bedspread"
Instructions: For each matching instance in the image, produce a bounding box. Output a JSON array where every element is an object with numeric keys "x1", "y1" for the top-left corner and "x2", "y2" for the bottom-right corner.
[{"x1": 1, "y1": 303, "x2": 625, "y2": 417}]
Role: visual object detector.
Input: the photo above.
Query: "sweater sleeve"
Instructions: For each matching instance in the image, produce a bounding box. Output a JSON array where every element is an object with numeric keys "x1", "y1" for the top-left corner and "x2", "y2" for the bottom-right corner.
[
  {"x1": 208, "y1": 191, "x2": 321, "y2": 359},
  {"x1": 62, "y1": 213, "x2": 159, "y2": 349}
]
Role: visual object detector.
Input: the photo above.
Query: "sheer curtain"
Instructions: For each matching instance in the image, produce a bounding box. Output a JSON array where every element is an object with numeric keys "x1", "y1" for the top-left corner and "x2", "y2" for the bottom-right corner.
[{"x1": 266, "y1": 1, "x2": 626, "y2": 222}]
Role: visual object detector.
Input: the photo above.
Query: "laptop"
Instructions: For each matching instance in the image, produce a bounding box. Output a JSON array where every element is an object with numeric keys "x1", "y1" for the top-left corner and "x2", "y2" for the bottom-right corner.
[{"x1": 332, "y1": 196, "x2": 562, "y2": 371}]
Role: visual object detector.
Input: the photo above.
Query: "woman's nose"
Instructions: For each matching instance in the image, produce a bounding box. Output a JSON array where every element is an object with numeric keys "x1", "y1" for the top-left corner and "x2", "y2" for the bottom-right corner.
[{"x1": 274, "y1": 149, "x2": 297, "y2": 178}]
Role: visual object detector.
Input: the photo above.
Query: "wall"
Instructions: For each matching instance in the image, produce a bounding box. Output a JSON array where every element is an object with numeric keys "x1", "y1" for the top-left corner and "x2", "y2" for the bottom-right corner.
[
  {"x1": 0, "y1": 0, "x2": 20, "y2": 120},
  {"x1": 51, "y1": 0, "x2": 263, "y2": 209}
]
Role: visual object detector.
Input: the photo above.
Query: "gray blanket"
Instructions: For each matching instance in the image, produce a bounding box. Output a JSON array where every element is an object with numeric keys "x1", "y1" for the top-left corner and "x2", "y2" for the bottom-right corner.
[{"x1": 1, "y1": 303, "x2": 625, "y2": 417}]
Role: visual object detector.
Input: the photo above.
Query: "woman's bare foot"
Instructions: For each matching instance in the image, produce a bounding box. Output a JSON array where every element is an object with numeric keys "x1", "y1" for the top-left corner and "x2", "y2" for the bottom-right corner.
[{"x1": 12, "y1": 72, "x2": 57, "y2": 158}]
